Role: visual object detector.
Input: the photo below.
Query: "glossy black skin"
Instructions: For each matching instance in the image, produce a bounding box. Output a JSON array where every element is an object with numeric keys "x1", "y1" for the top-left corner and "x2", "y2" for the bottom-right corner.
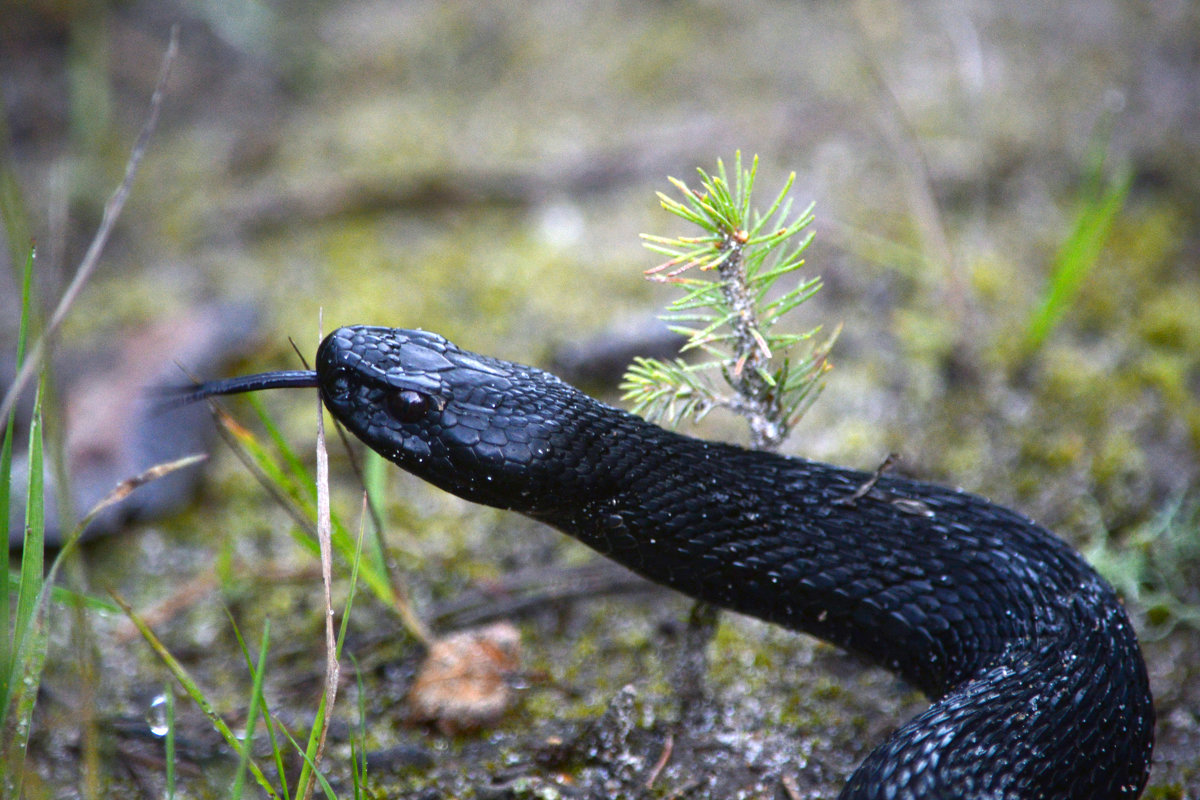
[{"x1": 313, "y1": 325, "x2": 1154, "y2": 799}]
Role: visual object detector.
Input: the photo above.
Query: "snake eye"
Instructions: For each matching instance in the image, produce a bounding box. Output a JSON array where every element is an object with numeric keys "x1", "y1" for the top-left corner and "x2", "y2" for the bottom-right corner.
[{"x1": 385, "y1": 389, "x2": 432, "y2": 423}]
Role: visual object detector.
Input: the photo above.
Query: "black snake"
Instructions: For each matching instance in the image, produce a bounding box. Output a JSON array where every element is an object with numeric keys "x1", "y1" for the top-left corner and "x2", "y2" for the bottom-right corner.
[{"x1": 182, "y1": 325, "x2": 1155, "y2": 799}]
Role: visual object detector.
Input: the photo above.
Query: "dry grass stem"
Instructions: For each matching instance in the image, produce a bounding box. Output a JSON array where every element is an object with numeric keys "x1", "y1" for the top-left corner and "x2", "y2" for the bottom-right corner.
[{"x1": 302, "y1": 318, "x2": 339, "y2": 800}]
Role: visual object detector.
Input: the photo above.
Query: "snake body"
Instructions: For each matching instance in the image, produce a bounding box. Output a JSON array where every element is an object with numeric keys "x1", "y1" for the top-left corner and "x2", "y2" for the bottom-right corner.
[{"x1": 191, "y1": 325, "x2": 1155, "y2": 798}]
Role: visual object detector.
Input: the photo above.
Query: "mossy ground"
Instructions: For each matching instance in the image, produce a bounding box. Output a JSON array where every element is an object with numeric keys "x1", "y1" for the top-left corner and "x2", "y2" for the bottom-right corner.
[{"x1": 3, "y1": 0, "x2": 1199, "y2": 797}]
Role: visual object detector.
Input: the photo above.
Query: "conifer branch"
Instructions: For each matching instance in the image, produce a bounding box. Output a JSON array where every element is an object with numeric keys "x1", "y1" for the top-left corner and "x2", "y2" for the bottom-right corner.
[{"x1": 622, "y1": 153, "x2": 837, "y2": 451}]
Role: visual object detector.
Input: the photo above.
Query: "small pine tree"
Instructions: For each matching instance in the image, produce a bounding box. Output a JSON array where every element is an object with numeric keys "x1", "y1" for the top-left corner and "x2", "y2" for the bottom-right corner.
[{"x1": 621, "y1": 152, "x2": 837, "y2": 451}]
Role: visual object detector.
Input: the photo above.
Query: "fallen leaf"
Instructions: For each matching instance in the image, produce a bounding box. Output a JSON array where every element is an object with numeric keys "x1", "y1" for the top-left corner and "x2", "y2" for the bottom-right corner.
[{"x1": 406, "y1": 622, "x2": 522, "y2": 734}]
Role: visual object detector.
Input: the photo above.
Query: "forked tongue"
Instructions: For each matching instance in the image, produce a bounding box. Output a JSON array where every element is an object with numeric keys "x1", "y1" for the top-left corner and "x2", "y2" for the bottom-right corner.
[{"x1": 164, "y1": 370, "x2": 319, "y2": 408}]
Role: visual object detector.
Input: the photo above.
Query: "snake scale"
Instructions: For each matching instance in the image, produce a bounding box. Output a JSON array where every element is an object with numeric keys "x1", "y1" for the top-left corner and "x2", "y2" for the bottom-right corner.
[{"x1": 182, "y1": 325, "x2": 1155, "y2": 799}]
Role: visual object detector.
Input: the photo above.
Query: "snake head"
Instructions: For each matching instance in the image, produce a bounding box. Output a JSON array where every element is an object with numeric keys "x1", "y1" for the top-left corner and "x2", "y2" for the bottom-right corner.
[{"x1": 316, "y1": 325, "x2": 596, "y2": 511}]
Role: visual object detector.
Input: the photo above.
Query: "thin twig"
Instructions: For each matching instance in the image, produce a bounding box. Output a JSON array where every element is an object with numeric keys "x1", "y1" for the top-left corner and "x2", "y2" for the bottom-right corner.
[
  {"x1": 0, "y1": 25, "x2": 179, "y2": 423},
  {"x1": 644, "y1": 732, "x2": 674, "y2": 790},
  {"x1": 832, "y1": 452, "x2": 899, "y2": 506}
]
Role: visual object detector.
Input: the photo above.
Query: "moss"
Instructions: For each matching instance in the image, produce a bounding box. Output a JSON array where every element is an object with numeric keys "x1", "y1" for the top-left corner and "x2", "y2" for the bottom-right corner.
[
  {"x1": 1072, "y1": 200, "x2": 1186, "y2": 329},
  {"x1": 1091, "y1": 427, "x2": 1145, "y2": 495},
  {"x1": 811, "y1": 678, "x2": 847, "y2": 703},
  {"x1": 1142, "y1": 784, "x2": 1186, "y2": 800},
  {"x1": 892, "y1": 307, "x2": 959, "y2": 377},
  {"x1": 1138, "y1": 292, "x2": 1200, "y2": 353},
  {"x1": 966, "y1": 254, "x2": 1013, "y2": 303}
]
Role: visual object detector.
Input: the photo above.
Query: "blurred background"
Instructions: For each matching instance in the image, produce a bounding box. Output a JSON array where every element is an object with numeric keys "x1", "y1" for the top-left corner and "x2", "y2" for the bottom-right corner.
[{"x1": 2, "y1": 0, "x2": 1198, "y2": 796}]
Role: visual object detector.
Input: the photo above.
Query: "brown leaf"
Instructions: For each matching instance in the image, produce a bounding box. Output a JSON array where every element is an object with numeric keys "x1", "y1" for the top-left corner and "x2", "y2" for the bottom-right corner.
[{"x1": 406, "y1": 622, "x2": 522, "y2": 734}]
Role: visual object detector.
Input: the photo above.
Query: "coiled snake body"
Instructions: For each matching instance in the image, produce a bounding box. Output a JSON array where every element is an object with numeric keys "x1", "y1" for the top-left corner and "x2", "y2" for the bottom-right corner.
[{"x1": 187, "y1": 325, "x2": 1155, "y2": 799}]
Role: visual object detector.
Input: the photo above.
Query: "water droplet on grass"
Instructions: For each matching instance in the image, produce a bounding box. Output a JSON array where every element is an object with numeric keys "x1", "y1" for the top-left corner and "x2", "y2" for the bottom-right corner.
[{"x1": 147, "y1": 694, "x2": 169, "y2": 736}]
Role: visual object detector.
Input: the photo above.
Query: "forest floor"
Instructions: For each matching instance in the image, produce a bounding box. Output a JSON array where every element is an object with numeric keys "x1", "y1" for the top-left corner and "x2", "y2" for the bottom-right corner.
[{"x1": 2, "y1": 1, "x2": 1198, "y2": 797}]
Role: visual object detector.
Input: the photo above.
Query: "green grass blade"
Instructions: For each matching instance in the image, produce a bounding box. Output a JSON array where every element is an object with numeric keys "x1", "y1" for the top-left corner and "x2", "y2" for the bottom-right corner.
[
  {"x1": 231, "y1": 620, "x2": 272, "y2": 799},
  {"x1": 3, "y1": 575, "x2": 119, "y2": 614},
  {"x1": 164, "y1": 686, "x2": 177, "y2": 800},
  {"x1": 11, "y1": 381, "x2": 46, "y2": 686},
  {"x1": 224, "y1": 607, "x2": 292, "y2": 800},
  {"x1": 0, "y1": 425, "x2": 11, "y2": 715},
  {"x1": 1023, "y1": 163, "x2": 1133, "y2": 352},
  {"x1": 281, "y1": 726, "x2": 339, "y2": 800},
  {"x1": 4, "y1": 377, "x2": 46, "y2": 796},
  {"x1": 218, "y1": 412, "x2": 397, "y2": 606},
  {"x1": 222, "y1": 405, "x2": 434, "y2": 643},
  {"x1": 363, "y1": 449, "x2": 391, "y2": 573},
  {"x1": 112, "y1": 590, "x2": 282, "y2": 800},
  {"x1": 351, "y1": 654, "x2": 368, "y2": 796},
  {"x1": 1, "y1": 243, "x2": 36, "y2": 726},
  {"x1": 264, "y1": 713, "x2": 293, "y2": 800},
  {"x1": 249, "y1": 393, "x2": 318, "y2": 498},
  {"x1": 10, "y1": 449, "x2": 209, "y2": 753},
  {"x1": 0, "y1": 157, "x2": 33, "y2": 274}
]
